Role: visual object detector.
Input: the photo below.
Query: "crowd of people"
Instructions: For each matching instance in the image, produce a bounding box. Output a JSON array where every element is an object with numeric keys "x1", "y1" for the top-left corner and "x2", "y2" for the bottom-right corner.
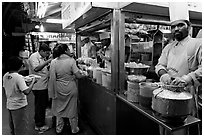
[
  {"x1": 2, "y1": 18, "x2": 202, "y2": 135},
  {"x1": 2, "y1": 32, "x2": 114, "y2": 135},
  {"x1": 3, "y1": 42, "x2": 87, "y2": 135}
]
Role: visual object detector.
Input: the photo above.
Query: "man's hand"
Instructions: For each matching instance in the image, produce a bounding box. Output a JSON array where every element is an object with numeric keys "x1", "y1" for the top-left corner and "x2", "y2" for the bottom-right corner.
[
  {"x1": 160, "y1": 73, "x2": 172, "y2": 84},
  {"x1": 171, "y1": 75, "x2": 192, "y2": 86},
  {"x1": 171, "y1": 77, "x2": 186, "y2": 86}
]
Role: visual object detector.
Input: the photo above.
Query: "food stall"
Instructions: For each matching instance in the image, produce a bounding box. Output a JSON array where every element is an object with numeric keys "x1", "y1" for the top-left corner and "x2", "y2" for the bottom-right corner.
[{"x1": 61, "y1": 2, "x2": 202, "y2": 135}]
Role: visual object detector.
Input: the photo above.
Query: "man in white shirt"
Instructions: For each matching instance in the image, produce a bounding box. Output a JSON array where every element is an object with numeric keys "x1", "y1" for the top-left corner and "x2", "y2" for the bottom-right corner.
[
  {"x1": 155, "y1": 19, "x2": 202, "y2": 135},
  {"x1": 28, "y1": 43, "x2": 52, "y2": 132}
]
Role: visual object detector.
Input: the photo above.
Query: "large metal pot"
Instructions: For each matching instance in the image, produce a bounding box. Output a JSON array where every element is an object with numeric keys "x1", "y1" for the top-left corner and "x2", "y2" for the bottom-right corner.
[{"x1": 152, "y1": 88, "x2": 193, "y2": 118}]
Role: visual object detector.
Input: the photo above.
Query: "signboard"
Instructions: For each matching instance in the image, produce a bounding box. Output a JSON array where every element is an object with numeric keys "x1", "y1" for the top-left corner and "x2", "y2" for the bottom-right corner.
[
  {"x1": 31, "y1": 32, "x2": 76, "y2": 42},
  {"x1": 92, "y1": 2, "x2": 130, "y2": 9},
  {"x1": 61, "y1": 2, "x2": 92, "y2": 29}
]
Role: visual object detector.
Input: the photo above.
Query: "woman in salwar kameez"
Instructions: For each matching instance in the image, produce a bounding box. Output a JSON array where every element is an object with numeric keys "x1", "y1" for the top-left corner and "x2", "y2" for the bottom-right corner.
[{"x1": 48, "y1": 44, "x2": 85, "y2": 134}]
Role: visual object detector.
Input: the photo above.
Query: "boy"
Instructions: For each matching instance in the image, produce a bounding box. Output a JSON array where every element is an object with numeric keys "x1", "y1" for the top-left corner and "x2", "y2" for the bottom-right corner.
[{"x1": 3, "y1": 56, "x2": 36, "y2": 134}]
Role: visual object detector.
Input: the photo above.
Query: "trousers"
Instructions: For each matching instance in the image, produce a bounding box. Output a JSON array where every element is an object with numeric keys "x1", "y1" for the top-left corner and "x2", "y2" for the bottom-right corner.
[
  {"x1": 32, "y1": 89, "x2": 48, "y2": 127},
  {"x1": 8, "y1": 106, "x2": 28, "y2": 135},
  {"x1": 56, "y1": 116, "x2": 79, "y2": 134}
]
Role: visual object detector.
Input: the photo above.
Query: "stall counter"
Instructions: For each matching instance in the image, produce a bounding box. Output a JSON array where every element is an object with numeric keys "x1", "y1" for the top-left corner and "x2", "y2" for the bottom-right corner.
[{"x1": 78, "y1": 76, "x2": 201, "y2": 135}]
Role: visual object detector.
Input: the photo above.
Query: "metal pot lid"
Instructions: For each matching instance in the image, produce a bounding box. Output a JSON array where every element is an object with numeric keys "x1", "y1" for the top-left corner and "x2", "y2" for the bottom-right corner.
[{"x1": 153, "y1": 88, "x2": 192, "y2": 100}]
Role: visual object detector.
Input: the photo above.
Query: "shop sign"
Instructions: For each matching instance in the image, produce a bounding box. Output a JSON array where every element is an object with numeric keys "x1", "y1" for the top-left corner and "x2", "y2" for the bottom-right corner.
[
  {"x1": 92, "y1": 2, "x2": 130, "y2": 9},
  {"x1": 31, "y1": 32, "x2": 76, "y2": 42},
  {"x1": 61, "y1": 2, "x2": 92, "y2": 29}
]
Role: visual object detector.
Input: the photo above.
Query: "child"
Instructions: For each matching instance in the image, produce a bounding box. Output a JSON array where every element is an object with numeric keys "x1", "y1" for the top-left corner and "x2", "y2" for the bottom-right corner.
[{"x1": 3, "y1": 56, "x2": 36, "y2": 135}]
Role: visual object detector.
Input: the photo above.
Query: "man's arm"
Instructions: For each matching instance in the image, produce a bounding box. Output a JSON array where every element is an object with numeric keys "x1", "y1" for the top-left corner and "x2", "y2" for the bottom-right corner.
[
  {"x1": 155, "y1": 45, "x2": 171, "y2": 77},
  {"x1": 34, "y1": 59, "x2": 52, "y2": 72}
]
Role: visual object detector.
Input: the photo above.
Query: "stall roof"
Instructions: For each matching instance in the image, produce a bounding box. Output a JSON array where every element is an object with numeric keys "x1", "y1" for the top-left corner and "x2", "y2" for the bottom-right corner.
[
  {"x1": 74, "y1": 7, "x2": 111, "y2": 29},
  {"x1": 61, "y1": 2, "x2": 202, "y2": 30},
  {"x1": 121, "y1": 2, "x2": 169, "y2": 18},
  {"x1": 122, "y1": 2, "x2": 202, "y2": 21}
]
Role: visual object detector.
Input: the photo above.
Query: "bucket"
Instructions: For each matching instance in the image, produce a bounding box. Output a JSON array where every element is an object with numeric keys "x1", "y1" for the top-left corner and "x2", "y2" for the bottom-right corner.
[
  {"x1": 96, "y1": 68, "x2": 102, "y2": 84},
  {"x1": 102, "y1": 69, "x2": 111, "y2": 89},
  {"x1": 139, "y1": 82, "x2": 158, "y2": 108},
  {"x1": 93, "y1": 68, "x2": 97, "y2": 79},
  {"x1": 126, "y1": 81, "x2": 140, "y2": 102},
  {"x1": 139, "y1": 82, "x2": 158, "y2": 97},
  {"x1": 87, "y1": 66, "x2": 93, "y2": 78}
]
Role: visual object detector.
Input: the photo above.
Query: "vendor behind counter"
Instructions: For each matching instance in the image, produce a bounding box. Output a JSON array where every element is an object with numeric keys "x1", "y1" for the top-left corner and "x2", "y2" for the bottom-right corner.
[
  {"x1": 97, "y1": 32, "x2": 111, "y2": 69},
  {"x1": 81, "y1": 37, "x2": 97, "y2": 59}
]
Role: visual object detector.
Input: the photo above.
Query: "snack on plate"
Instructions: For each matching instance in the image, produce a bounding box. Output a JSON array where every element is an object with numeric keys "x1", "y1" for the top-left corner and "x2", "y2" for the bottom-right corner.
[
  {"x1": 24, "y1": 76, "x2": 33, "y2": 82},
  {"x1": 125, "y1": 62, "x2": 150, "y2": 68},
  {"x1": 29, "y1": 74, "x2": 41, "y2": 80},
  {"x1": 24, "y1": 74, "x2": 41, "y2": 82},
  {"x1": 128, "y1": 75, "x2": 146, "y2": 82}
]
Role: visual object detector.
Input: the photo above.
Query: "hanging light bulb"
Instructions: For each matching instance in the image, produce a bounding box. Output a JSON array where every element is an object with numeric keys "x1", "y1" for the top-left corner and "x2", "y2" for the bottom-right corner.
[
  {"x1": 40, "y1": 24, "x2": 44, "y2": 32},
  {"x1": 35, "y1": 24, "x2": 40, "y2": 29}
]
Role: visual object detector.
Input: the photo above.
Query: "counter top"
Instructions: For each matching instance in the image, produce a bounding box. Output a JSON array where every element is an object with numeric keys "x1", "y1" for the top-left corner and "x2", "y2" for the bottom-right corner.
[{"x1": 117, "y1": 93, "x2": 201, "y2": 132}]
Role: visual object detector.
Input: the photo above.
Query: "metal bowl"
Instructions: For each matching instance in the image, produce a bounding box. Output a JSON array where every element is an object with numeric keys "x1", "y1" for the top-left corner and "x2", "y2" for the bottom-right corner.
[
  {"x1": 125, "y1": 66, "x2": 149, "y2": 75},
  {"x1": 162, "y1": 84, "x2": 185, "y2": 92}
]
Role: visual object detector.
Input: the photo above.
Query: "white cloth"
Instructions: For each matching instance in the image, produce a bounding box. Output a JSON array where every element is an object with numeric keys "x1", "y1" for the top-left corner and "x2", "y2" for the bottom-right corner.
[
  {"x1": 155, "y1": 36, "x2": 202, "y2": 86},
  {"x1": 28, "y1": 52, "x2": 49, "y2": 90},
  {"x1": 3, "y1": 72, "x2": 28, "y2": 110},
  {"x1": 104, "y1": 45, "x2": 111, "y2": 70},
  {"x1": 81, "y1": 41, "x2": 94, "y2": 58},
  {"x1": 81, "y1": 45, "x2": 89, "y2": 58}
]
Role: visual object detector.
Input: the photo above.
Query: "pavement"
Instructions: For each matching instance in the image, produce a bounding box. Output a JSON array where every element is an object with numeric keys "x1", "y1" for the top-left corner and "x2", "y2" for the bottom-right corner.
[{"x1": 2, "y1": 87, "x2": 97, "y2": 135}]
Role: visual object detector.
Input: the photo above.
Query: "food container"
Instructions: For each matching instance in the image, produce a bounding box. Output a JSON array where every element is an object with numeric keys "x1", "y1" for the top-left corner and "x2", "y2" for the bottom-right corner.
[
  {"x1": 138, "y1": 82, "x2": 159, "y2": 108},
  {"x1": 126, "y1": 81, "x2": 140, "y2": 102},
  {"x1": 127, "y1": 75, "x2": 146, "y2": 82},
  {"x1": 139, "y1": 82, "x2": 158, "y2": 97},
  {"x1": 152, "y1": 88, "x2": 193, "y2": 118},
  {"x1": 125, "y1": 67, "x2": 149, "y2": 75},
  {"x1": 92, "y1": 67, "x2": 97, "y2": 79},
  {"x1": 101, "y1": 69, "x2": 111, "y2": 90},
  {"x1": 126, "y1": 75, "x2": 146, "y2": 103},
  {"x1": 95, "y1": 68, "x2": 103, "y2": 84},
  {"x1": 87, "y1": 66, "x2": 94, "y2": 78},
  {"x1": 125, "y1": 62, "x2": 150, "y2": 75}
]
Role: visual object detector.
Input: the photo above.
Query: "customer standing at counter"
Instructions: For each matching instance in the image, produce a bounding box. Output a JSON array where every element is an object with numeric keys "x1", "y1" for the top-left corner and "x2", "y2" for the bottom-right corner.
[
  {"x1": 155, "y1": 19, "x2": 202, "y2": 134},
  {"x1": 48, "y1": 44, "x2": 86, "y2": 134},
  {"x1": 98, "y1": 32, "x2": 111, "y2": 69},
  {"x1": 28, "y1": 43, "x2": 52, "y2": 132}
]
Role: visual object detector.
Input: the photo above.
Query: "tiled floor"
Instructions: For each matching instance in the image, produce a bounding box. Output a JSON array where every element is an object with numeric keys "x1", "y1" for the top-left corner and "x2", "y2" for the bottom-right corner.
[{"x1": 2, "y1": 88, "x2": 97, "y2": 135}]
